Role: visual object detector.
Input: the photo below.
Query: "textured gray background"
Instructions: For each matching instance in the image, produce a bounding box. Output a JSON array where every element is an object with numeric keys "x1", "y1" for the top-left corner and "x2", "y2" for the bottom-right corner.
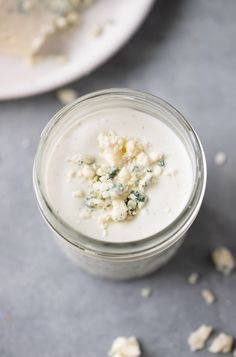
[{"x1": 1, "y1": 0, "x2": 236, "y2": 356}]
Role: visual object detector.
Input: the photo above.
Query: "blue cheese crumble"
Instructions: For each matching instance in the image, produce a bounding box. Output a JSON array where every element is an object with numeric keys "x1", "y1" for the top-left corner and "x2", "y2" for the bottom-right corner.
[
  {"x1": 66, "y1": 131, "x2": 168, "y2": 235},
  {"x1": 109, "y1": 336, "x2": 141, "y2": 357}
]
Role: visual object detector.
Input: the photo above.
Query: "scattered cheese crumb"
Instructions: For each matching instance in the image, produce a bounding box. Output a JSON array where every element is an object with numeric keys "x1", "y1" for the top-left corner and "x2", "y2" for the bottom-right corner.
[
  {"x1": 79, "y1": 208, "x2": 91, "y2": 219},
  {"x1": 56, "y1": 88, "x2": 78, "y2": 105},
  {"x1": 92, "y1": 18, "x2": 115, "y2": 37},
  {"x1": 72, "y1": 190, "x2": 84, "y2": 198},
  {"x1": 92, "y1": 24, "x2": 104, "y2": 36},
  {"x1": 67, "y1": 170, "x2": 77, "y2": 182},
  {"x1": 109, "y1": 336, "x2": 141, "y2": 357},
  {"x1": 20, "y1": 138, "x2": 30, "y2": 149},
  {"x1": 201, "y1": 289, "x2": 215, "y2": 305},
  {"x1": 21, "y1": 0, "x2": 33, "y2": 11},
  {"x1": 188, "y1": 272, "x2": 199, "y2": 285},
  {"x1": 149, "y1": 151, "x2": 163, "y2": 163},
  {"x1": 188, "y1": 325, "x2": 213, "y2": 351},
  {"x1": 140, "y1": 287, "x2": 152, "y2": 298},
  {"x1": 136, "y1": 152, "x2": 150, "y2": 167},
  {"x1": 81, "y1": 165, "x2": 95, "y2": 179},
  {"x1": 54, "y1": 54, "x2": 68, "y2": 63},
  {"x1": 212, "y1": 247, "x2": 235, "y2": 275},
  {"x1": 162, "y1": 169, "x2": 177, "y2": 177},
  {"x1": 55, "y1": 16, "x2": 68, "y2": 29},
  {"x1": 83, "y1": 155, "x2": 95, "y2": 165},
  {"x1": 67, "y1": 11, "x2": 80, "y2": 25},
  {"x1": 214, "y1": 152, "x2": 227, "y2": 166},
  {"x1": 111, "y1": 199, "x2": 128, "y2": 222},
  {"x1": 98, "y1": 215, "x2": 111, "y2": 236},
  {"x1": 209, "y1": 333, "x2": 234, "y2": 354}
]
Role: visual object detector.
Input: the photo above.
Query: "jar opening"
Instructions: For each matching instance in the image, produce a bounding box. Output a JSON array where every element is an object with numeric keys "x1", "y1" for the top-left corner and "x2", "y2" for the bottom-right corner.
[{"x1": 33, "y1": 88, "x2": 207, "y2": 256}]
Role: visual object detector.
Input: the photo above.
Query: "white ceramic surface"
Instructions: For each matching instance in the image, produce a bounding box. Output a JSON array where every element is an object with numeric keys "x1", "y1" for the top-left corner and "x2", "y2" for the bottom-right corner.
[{"x1": 0, "y1": 0, "x2": 155, "y2": 100}]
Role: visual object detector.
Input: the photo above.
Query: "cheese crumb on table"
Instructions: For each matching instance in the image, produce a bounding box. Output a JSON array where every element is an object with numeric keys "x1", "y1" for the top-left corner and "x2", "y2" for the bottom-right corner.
[
  {"x1": 201, "y1": 289, "x2": 216, "y2": 305},
  {"x1": 56, "y1": 88, "x2": 79, "y2": 105},
  {"x1": 20, "y1": 138, "x2": 31, "y2": 149},
  {"x1": 188, "y1": 325, "x2": 213, "y2": 351},
  {"x1": 188, "y1": 272, "x2": 199, "y2": 285},
  {"x1": 214, "y1": 152, "x2": 227, "y2": 166},
  {"x1": 211, "y1": 247, "x2": 235, "y2": 275},
  {"x1": 140, "y1": 287, "x2": 152, "y2": 298},
  {"x1": 208, "y1": 333, "x2": 234, "y2": 354},
  {"x1": 109, "y1": 336, "x2": 141, "y2": 357}
]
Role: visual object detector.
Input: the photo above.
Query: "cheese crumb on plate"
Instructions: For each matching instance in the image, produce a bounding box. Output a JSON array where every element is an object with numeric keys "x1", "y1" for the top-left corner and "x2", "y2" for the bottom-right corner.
[{"x1": 0, "y1": 0, "x2": 92, "y2": 61}]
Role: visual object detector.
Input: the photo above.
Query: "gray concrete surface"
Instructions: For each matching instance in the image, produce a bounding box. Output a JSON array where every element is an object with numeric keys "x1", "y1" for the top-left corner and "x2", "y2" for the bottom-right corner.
[{"x1": 1, "y1": 0, "x2": 236, "y2": 356}]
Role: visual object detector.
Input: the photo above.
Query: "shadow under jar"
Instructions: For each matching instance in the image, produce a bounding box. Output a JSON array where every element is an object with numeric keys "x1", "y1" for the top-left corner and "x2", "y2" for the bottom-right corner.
[{"x1": 33, "y1": 88, "x2": 207, "y2": 280}]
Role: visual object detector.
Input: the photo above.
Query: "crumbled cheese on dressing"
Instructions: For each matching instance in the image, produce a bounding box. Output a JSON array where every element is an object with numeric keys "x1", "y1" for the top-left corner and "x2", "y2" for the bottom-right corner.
[
  {"x1": 109, "y1": 336, "x2": 141, "y2": 357},
  {"x1": 79, "y1": 208, "x2": 91, "y2": 219},
  {"x1": 201, "y1": 289, "x2": 216, "y2": 305},
  {"x1": 67, "y1": 170, "x2": 77, "y2": 182},
  {"x1": 209, "y1": 333, "x2": 234, "y2": 354},
  {"x1": 211, "y1": 247, "x2": 235, "y2": 275},
  {"x1": 188, "y1": 324, "x2": 213, "y2": 351},
  {"x1": 66, "y1": 131, "x2": 170, "y2": 235}
]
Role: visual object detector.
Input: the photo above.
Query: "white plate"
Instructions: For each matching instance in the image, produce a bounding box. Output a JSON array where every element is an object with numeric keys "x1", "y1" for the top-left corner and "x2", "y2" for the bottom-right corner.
[{"x1": 0, "y1": 0, "x2": 155, "y2": 100}]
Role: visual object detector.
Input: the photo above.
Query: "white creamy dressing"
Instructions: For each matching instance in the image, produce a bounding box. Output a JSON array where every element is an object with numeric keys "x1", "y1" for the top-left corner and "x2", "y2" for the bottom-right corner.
[{"x1": 45, "y1": 108, "x2": 194, "y2": 242}]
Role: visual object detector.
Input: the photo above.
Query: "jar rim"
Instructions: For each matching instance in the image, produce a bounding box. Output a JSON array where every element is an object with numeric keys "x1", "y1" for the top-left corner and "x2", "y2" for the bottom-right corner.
[{"x1": 33, "y1": 88, "x2": 207, "y2": 257}]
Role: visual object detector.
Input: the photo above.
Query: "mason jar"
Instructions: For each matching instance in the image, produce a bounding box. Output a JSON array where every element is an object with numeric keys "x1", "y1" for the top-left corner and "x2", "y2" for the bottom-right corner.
[{"x1": 33, "y1": 88, "x2": 207, "y2": 280}]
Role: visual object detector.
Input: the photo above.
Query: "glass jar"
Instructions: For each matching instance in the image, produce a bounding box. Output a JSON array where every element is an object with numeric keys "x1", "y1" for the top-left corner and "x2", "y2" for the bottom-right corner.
[{"x1": 33, "y1": 89, "x2": 207, "y2": 280}]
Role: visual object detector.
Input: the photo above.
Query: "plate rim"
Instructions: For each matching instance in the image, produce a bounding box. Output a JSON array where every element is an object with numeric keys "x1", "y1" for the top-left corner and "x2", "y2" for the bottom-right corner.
[{"x1": 0, "y1": 0, "x2": 156, "y2": 100}]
